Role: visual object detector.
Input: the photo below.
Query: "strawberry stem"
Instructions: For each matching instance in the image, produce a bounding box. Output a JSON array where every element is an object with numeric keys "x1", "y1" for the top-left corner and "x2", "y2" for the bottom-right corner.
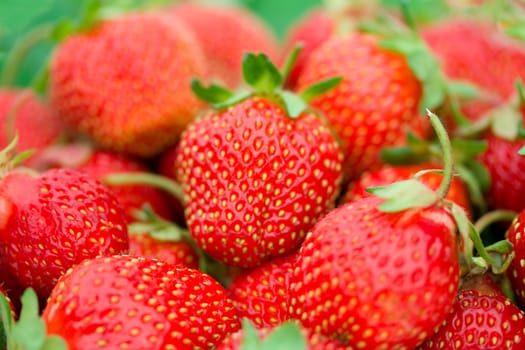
[
  {"x1": 474, "y1": 210, "x2": 517, "y2": 234},
  {"x1": 102, "y1": 172, "x2": 185, "y2": 205},
  {"x1": 426, "y1": 109, "x2": 454, "y2": 199}
]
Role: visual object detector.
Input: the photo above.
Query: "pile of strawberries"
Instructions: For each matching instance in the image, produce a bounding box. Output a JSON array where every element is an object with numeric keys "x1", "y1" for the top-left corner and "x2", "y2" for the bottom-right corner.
[{"x1": 2, "y1": 0, "x2": 525, "y2": 349}]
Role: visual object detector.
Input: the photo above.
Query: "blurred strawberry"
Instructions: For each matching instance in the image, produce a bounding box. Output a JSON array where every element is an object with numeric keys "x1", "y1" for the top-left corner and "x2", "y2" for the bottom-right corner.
[
  {"x1": 49, "y1": 13, "x2": 206, "y2": 157},
  {"x1": 0, "y1": 89, "x2": 65, "y2": 164},
  {"x1": 168, "y1": 2, "x2": 279, "y2": 88}
]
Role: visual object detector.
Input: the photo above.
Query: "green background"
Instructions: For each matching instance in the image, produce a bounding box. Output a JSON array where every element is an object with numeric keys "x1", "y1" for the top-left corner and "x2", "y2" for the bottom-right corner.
[{"x1": 0, "y1": 0, "x2": 322, "y2": 88}]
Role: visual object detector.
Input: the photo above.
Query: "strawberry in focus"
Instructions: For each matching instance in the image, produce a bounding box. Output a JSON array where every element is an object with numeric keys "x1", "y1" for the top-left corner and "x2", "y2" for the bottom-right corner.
[
  {"x1": 173, "y1": 51, "x2": 343, "y2": 268},
  {"x1": 227, "y1": 253, "x2": 296, "y2": 328},
  {"x1": 42, "y1": 255, "x2": 240, "y2": 350},
  {"x1": 0, "y1": 168, "x2": 129, "y2": 300}
]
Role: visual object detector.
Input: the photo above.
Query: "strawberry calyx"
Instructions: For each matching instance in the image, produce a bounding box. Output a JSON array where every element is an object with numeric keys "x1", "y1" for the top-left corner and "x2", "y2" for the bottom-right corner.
[
  {"x1": 192, "y1": 46, "x2": 342, "y2": 118},
  {"x1": 381, "y1": 127, "x2": 489, "y2": 213},
  {"x1": 0, "y1": 288, "x2": 67, "y2": 350},
  {"x1": 368, "y1": 110, "x2": 514, "y2": 275},
  {"x1": 102, "y1": 171, "x2": 184, "y2": 205}
]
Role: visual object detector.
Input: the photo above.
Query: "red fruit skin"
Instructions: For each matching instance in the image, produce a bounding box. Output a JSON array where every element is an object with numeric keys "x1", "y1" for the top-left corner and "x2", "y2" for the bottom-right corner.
[
  {"x1": 506, "y1": 210, "x2": 525, "y2": 307},
  {"x1": 42, "y1": 255, "x2": 240, "y2": 350},
  {"x1": 168, "y1": 2, "x2": 279, "y2": 89},
  {"x1": 0, "y1": 89, "x2": 65, "y2": 163},
  {"x1": 290, "y1": 196, "x2": 460, "y2": 349},
  {"x1": 419, "y1": 289, "x2": 525, "y2": 349},
  {"x1": 227, "y1": 253, "x2": 296, "y2": 328},
  {"x1": 128, "y1": 233, "x2": 199, "y2": 270},
  {"x1": 343, "y1": 163, "x2": 472, "y2": 216},
  {"x1": 479, "y1": 134, "x2": 525, "y2": 212},
  {"x1": 218, "y1": 324, "x2": 353, "y2": 350},
  {"x1": 175, "y1": 97, "x2": 343, "y2": 268},
  {"x1": 50, "y1": 13, "x2": 206, "y2": 157},
  {"x1": 0, "y1": 169, "x2": 129, "y2": 299},
  {"x1": 296, "y1": 33, "x2": 427, "y2": 181},
  {"x1": 422, "y1": 18, "x2": 525, "y2": 99},
  {"x1": 32, "y1": 143, "x2": 175, "y2": 222}
]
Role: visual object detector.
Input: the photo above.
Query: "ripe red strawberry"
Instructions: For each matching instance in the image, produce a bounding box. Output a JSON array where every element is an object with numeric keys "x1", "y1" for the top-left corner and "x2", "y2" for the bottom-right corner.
[
  {"x1": 343, "y1": 163, "x2": 472, "y2": 215},
  {"x1": 168, "y1": 2, "x2": 279, "y2": 88},
  {"x1": 296, "y1": 33, "x2": 428, "y2": 180},
  {"x1": 419, "y1": 288, "x2": 525, "y2": 349},
  {"x1": 49, "y1": 13, "x2": 206, "y2": 157},
  {"x1": 505, "y1": 209, "x2": 525, "y2": 307},
  {"x1": 422, "y1": 17, "x2": 525, "y2": 99},
  {"x1": 176, "y1": 96, "x2": 342, "y2": 268},
  {"x1": 42, "y1": 255, "x2": 240, "y2": 349},
  {"x1": 0, "y1": 89, "x2": 65, "y2": 164},
  {"x1": 479, "y1": 133, "x2": 525, "y2": 212},
  {"x1": 31, "y1": 143, "x2": 175, "y2": 222},
  {"x1": 128, "y1": 232, "x2": 199, "y2": 269},
  {"x1": 218, "y1": 321, "x2": 352, "y2": 350},
  {"x1": 174, "y1": 52, "x2": 343, "y2": 268},
  {"x1": 227, "y1": 253, "x2": 296, "y2": 328},
  {"x1": 289, "y1": 195, "x2": 460, "y2": 349},
  {"x1": 0, "y1": 168, "x2": 129, "y2": 300}
]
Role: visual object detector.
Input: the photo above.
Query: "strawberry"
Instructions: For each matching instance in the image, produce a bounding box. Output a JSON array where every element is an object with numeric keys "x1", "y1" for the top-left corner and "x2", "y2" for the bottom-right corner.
[
  {"x1": 128, "y1": 232, "x2": 199, "y2": 270},
  {"x1": 290, "y1": 195, "x2": 461, "y2": 348},
  {"x1": 0, "y1": 89, "x2": 65, "y2": 164},
  {"x1": 505, "y1": 209, "x2": 525, "y2": 307},
  {"x1": 419, "y1": 288, "x2": 525, "y2": 349},
  {"x1": 295, "y1": 32, "x2": 429, "y2": 180},
  {"x1": 288, "y1": 111, "x2": 508, "y2": 348},
  {"x1": 173, "y1": 52, "x2": 343, "y2": 268},
  {"x1": 42, "y1": 255, "x2": 240, "y2": 349},
  {"x1": 49, "y1": 13, "x2": 206, "y2": 157},
  {"x1": 343, "y1": 163, "x2": 472, "y2": 216},
  {"x1": 479, "y1": 133, "x2": 525, "y2": 212},
  {"x1": 31, "y1": 143, "x2": 175, "y2": 222},
  {"x1": 422, "y1": 17, "x2": 525, "y2": 100},
  {"x1": 227, "y1": 253, "x2": 296, "y2": 328},
  {"x1": 0, "y1": 168, "x2": 129, "y2": 300},
  {"x1": 168, "y1": 2, "x2": 279, "y2": 89},
  {"x1": 218, "y1": 320, "x2": 352, "y2": 350}
]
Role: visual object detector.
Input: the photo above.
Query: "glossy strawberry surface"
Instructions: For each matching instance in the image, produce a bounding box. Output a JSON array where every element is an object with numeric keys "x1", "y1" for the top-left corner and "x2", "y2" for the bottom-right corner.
[
  {"x1": 42, "y1": 255, "x2": 240, "y2": 350},
  {"x1": 296, "y1": 33, "x2": 427, "y2": 180},
  {"x1": 0, "y1": 168, "x2": 129, "y2": 299},
  {"x1": 290, "y1": 196, "x2": 460, "y2": 349},
  {"x1": 227, "y1": 253, "x2": 296, "y2": 328},
  {"x1": 419, "y1": 289, "x2": 525, "y2": 349},
  {"x1": 175, "y1": 96, "x2": 343, "y2": 268},
  {"x1": 480, "y1": 134, "x2": 525, "y2": 212}
]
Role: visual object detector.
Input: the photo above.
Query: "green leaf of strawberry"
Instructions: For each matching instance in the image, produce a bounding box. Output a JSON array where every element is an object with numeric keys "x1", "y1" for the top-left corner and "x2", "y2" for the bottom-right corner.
[
  {"x1": 243, "y1": 53, "x2": 282, "y2": 93},
  {"x1": 367, "y1": 178, "x2": 439, "y2": 212},
  {"x1": 1, "y1": 288, "x2": 67, "y2": 350}
]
